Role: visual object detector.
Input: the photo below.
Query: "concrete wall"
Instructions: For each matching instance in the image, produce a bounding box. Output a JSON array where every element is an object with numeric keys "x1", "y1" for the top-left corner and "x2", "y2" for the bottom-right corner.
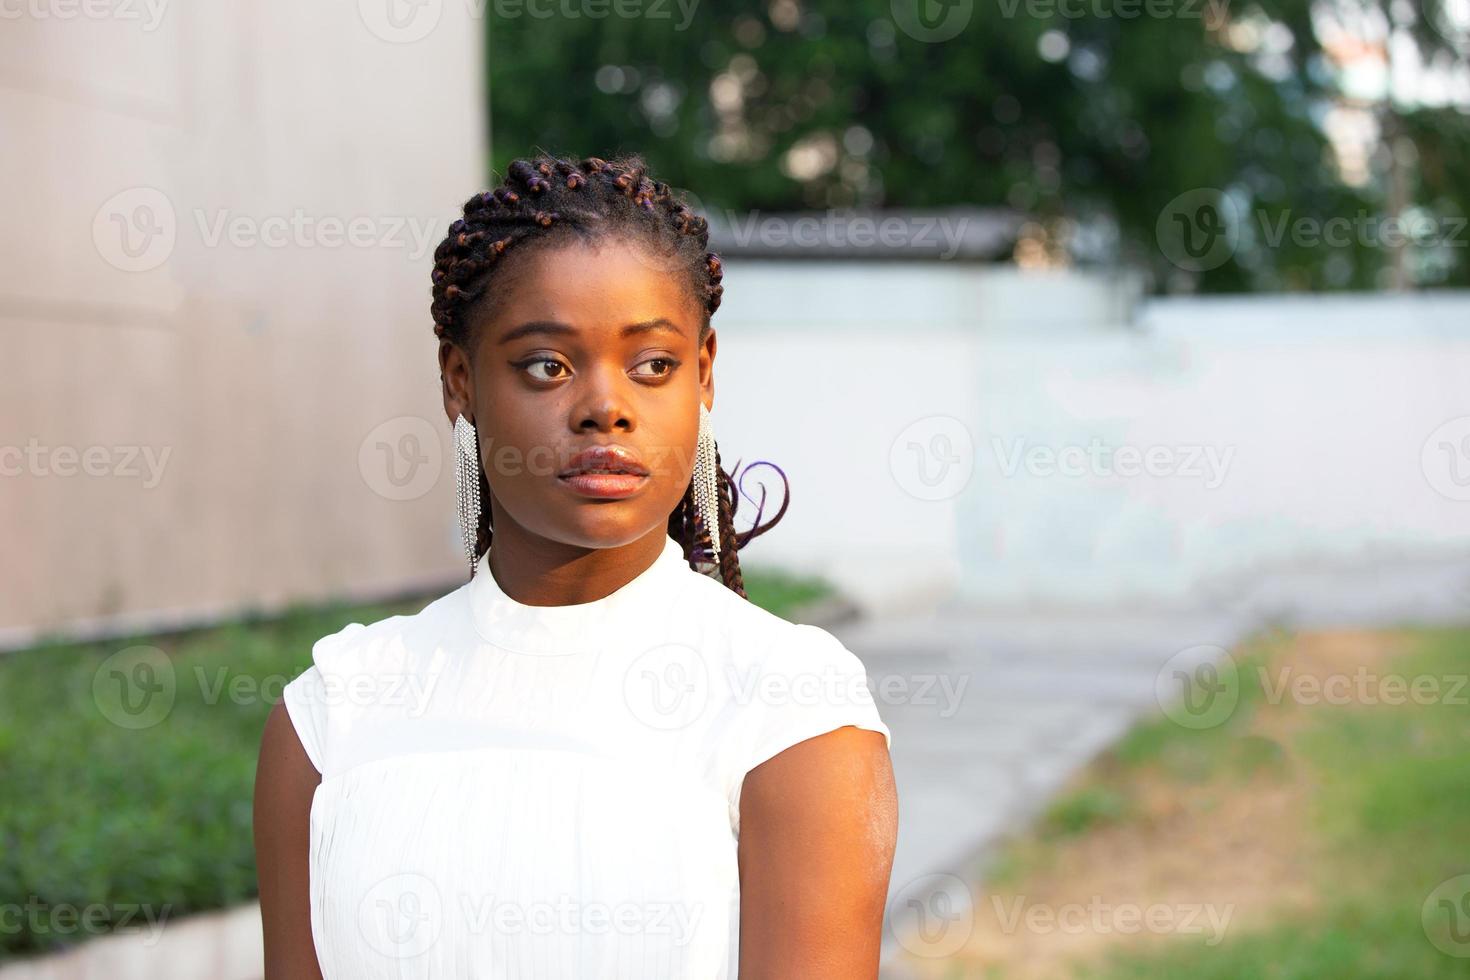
[
  {"x1": 0, "y1": 1, "x2": 486, "y2": 646},
  {"x1": 708, "y1": 263, "x2": 1470, "y2": 614}
]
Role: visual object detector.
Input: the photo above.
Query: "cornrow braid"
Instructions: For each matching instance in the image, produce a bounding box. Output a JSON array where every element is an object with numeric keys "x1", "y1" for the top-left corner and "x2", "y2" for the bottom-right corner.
[
  {"x1": 431, "y1": 151, "x2": 772, "y2": 597},
  {"x1": 431, "y1": 153, "x2": 723, "y2": 345}
]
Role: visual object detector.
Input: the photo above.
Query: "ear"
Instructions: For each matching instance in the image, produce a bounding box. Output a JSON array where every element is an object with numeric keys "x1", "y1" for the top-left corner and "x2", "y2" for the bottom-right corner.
[
  {"x1": 699, "y1": 327, "x2": 717, "y2": 412},
  {"x1": 439, "y1": 340, "x2": 474, "y2": 425}
]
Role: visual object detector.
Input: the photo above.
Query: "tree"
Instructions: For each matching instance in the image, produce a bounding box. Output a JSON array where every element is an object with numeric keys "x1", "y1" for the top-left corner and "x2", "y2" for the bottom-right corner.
[{"x1": 486, "y1": 0, "x2": 1470, "y2": 292}]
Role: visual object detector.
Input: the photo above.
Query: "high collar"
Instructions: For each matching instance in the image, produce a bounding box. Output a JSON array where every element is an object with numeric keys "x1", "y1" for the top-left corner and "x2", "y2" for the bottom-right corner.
[{"x1": 468, "y1": 535, "x2": 689, "y2": 655}]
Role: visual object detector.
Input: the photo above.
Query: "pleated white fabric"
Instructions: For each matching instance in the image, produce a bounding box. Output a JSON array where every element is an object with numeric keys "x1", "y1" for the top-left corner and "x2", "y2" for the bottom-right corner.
[{"x1": 281, "y1": 534, "x2": 891, "y2": 978}]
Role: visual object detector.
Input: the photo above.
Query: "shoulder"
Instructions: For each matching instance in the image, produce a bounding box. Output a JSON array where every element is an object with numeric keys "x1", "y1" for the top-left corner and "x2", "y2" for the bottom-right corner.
[
  {"x1": 289, "y1": 582, "x2": 472, "y2": 683},
  {"x1": 279, "y1": 586, "x2": 469, "y2": 776},
  {"x1": 318, "y1": 585, "x2": 470, "y2": 667},
  {"x1": 671, "y1": 563, "x2": 843, "y2": 661},
  {"x1": 678, "y1": 565, "x2": 874, "y2": 690},
  {"x1": 672, "y1": 568, "x2": 892, "y2": 828}
]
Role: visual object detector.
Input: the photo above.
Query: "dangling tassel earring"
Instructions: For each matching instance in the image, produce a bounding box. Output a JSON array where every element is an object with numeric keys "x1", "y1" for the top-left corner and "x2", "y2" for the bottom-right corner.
[
  {"x1": 692, "y1": 402, "x2": 722, "y2": 565},
  {"x1": 453, "y1": 413, "x2": 481, "y2": 576}
]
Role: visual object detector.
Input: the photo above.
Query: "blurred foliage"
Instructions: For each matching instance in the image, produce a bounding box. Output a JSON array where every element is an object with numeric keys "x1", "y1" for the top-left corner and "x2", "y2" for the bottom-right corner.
[{"x1": 486, "y1": 0, "x2": 1470, "y2": 293}]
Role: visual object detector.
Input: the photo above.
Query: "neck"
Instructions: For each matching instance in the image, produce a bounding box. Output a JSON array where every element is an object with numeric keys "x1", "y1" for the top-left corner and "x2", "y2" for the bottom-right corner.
[{"x1": 483, "y1": 521, "x2": 673, "y2": 607}]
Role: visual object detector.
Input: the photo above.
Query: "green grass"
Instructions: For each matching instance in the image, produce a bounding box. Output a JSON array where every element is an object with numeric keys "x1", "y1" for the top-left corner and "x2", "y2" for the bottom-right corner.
[
  {"x1": 739, "y1": 565, "x2": 836, "y2": 622},
  {"x1": 1075, "y1": 625, "x2": 1470, "y2": 980},
  {"x1": 0, "y1": 596, "x2": 425, "y2": 959},
  {"x1": 1039, "y1": 786, "x2": 1133, "y2": 840},
  {"x1": 0, "y1": 568, "x2": 832, "y2": 959},
  {"x1": 1108, "y1": 627, "x2": 1290, "y2": 779}
]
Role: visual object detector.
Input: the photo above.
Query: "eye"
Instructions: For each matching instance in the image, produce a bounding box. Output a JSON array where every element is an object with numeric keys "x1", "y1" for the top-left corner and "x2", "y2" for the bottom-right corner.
[
  {"x1": 516, "y1": 357, "x2": 571, "y2": 382},
  {"x1": 631, "y1": 356, "x2": 680, "y2": 379}
]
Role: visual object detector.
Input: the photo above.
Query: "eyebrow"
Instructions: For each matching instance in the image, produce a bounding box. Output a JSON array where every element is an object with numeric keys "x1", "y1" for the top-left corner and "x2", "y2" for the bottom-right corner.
[{"x1": 496, "y1": 318, "x2": 685, "y2": 345}]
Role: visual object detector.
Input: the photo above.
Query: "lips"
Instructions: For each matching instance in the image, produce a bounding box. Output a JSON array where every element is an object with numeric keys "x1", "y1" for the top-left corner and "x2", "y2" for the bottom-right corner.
[{"x1": 557, "y1": 445, "x2": 651, "y2": 478}]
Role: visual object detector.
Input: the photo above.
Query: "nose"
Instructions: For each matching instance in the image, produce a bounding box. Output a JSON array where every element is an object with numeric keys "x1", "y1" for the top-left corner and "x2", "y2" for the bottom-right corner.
[{"x1": 571, "y1": 365, "x2": 635, "y2": 433}]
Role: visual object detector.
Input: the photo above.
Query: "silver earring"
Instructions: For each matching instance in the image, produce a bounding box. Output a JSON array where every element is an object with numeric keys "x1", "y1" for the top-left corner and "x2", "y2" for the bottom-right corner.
[
  {"x1": 453, "y1": 413, "x2": 481, "y2": 575},
  {"x1": 692, "y1": 402, "x2": 722, "y2": 562}
]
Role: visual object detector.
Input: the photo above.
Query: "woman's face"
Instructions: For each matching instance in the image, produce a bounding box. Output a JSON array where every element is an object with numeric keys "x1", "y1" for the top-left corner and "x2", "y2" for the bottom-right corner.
[{"x1": 440, "y1": 236, "x2": 716, "y2": 553}]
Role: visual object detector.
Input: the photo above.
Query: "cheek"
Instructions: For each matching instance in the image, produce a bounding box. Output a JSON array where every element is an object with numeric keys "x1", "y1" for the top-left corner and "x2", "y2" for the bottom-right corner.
[
  {"x1": 656, "y1": 420, "x2": 701, "y2": 492},
  {"x1": 475, "y1": 407, "x2": 552, "y2": 489},
  {"x1": 476, "y1": 378, "x2": 542, "y2": 448}
]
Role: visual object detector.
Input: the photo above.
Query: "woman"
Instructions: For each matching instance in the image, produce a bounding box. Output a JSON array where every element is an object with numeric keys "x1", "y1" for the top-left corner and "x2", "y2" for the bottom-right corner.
[{"x1": 254, "y1": 152, "x2": 898, "y2": 978}]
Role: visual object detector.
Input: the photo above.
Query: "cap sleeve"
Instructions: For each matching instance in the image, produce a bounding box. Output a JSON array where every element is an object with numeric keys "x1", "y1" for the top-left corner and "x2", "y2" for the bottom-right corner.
[
  {"x1": 281, "y1": 664, "x2": 329, "y2": 775},
  {"x1": 728, "y1": 623, "x2": 891, "y2": 831},
  {"x1": 279, "y1": 621, "x2": 367, "y2": 777}
]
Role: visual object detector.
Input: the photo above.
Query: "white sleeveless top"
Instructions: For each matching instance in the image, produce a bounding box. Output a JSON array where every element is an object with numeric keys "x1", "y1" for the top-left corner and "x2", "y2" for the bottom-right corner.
[{"x1": 280, "y1": 534, "x2": 891, "y2": 978}]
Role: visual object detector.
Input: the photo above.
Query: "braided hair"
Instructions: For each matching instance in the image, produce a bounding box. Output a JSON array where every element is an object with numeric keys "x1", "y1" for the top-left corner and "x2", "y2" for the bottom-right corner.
[{"x1": 430, "y1": 152, "x2": 787, "y2": 598}]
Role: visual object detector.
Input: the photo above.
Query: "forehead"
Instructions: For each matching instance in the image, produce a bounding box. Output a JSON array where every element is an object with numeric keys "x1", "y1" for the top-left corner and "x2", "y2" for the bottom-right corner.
[{"x1": 473, "y1": 237, "x2": 702, "y2": 348}]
